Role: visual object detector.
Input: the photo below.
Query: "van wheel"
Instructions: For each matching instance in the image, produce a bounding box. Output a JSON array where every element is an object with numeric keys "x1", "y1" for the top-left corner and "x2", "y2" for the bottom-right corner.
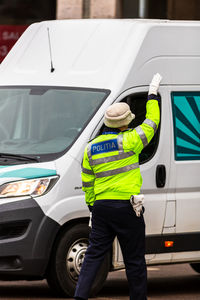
[
  {"x1": 190, "y1": 263, "x2": 200, "y2": 273},
  {"x1": 46, "y1": 223, "x2": 110, "y2": 297}
]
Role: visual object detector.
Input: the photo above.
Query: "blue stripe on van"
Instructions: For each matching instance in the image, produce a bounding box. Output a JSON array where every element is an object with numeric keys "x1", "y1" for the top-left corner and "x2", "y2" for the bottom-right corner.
[{"x1": 0, "y1": 168, "x2": 56, "y2": 179}]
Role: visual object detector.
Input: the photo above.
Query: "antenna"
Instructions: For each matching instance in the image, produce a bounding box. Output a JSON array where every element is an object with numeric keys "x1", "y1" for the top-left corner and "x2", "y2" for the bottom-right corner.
[{"x1": 47, "y1": 27, "x2": 55, "y2": 73}]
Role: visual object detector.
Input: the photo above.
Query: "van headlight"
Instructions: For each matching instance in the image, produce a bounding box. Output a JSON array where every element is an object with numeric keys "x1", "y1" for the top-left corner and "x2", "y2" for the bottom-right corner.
[{"x1": 0, "y1": 176, "x2": 58, "y2": 198}]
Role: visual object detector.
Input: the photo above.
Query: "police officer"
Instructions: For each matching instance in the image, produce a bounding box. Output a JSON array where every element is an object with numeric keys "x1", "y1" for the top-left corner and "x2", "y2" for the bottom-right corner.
[{"x1": 74, "y1": 73, "x2": 162, "y2": 300}]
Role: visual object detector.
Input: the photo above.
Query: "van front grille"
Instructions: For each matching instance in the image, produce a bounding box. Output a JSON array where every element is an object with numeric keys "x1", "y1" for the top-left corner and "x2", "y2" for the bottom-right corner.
[{"x1": 0, "y1": 220, "x2": 30, "y2": 240}]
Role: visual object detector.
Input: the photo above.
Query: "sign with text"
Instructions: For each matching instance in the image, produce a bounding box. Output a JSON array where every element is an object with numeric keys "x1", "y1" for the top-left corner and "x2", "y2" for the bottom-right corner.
[{"x1": 0, "y1": 25, "x2": 28, "y2": 63}]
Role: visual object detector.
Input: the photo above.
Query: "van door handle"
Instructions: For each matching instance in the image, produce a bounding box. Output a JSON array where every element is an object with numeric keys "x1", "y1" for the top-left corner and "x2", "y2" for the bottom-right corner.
[{"x1": 156, "y1": 165, "x2": 166, "y2": 188}]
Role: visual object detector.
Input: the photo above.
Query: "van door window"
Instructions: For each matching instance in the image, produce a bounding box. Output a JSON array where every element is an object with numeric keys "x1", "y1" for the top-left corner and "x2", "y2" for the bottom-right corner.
[
  {"x1": 124, "y1": 92, "x2": 161, "y2": 164},
  {"x1": 171, "y1": 92, "x2": 200, "y2": 160},
  {"x1": 99, "y1": 92, "x2": 161, "y2": 164}
]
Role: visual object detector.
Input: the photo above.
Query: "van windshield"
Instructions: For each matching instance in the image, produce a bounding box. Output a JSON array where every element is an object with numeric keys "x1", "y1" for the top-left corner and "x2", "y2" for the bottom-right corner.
[{"x1": 0, "y1": 86, "x2": 109, "y2": 163}]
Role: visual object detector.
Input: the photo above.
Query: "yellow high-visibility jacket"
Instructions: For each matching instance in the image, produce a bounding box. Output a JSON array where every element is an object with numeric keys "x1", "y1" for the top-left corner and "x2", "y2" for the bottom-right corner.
[{"x1": 81, "y1": 94, "x2": 160, "y2": 206}]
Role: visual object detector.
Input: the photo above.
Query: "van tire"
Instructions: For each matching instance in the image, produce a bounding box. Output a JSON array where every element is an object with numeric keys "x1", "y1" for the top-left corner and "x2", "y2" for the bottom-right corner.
[
  {"x1": 46, "y1": 223, "x2": 110, "y2": 297},
  {"x1": 190, "y1": 263, "x2": 200, "y2": 273}
]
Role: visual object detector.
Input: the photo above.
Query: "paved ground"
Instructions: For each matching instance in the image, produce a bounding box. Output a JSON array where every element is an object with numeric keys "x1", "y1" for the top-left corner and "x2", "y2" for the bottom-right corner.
[{"x1": 0, "y1": 264, "x2": 199, "y2": 299}]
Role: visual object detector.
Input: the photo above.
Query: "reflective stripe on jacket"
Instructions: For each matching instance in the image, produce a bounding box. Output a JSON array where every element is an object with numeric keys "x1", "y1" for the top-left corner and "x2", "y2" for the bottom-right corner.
[{"x1": 81, "y1": 94, "x2": 160, "y2": 206}]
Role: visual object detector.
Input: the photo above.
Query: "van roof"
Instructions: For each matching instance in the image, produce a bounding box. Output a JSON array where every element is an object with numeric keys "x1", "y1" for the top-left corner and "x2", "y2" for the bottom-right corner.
[{"x1": 1, "y1": 19, "x2": 200, "y2": 90}]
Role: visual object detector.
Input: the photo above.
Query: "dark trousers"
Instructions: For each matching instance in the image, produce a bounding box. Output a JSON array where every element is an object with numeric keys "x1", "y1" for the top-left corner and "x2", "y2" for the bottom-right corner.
[{"x1": 74, "y1": 200, "x2": 147, "y2": 300}]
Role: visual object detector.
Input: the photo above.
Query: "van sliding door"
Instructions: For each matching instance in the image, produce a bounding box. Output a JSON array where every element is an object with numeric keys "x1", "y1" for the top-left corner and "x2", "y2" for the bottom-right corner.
[
  {"x1": 113, "y1": 86, "x2": 173, "y2": 265},
  {"x1": 170, "y1": 88, "x2": 200, "y2": 257}
]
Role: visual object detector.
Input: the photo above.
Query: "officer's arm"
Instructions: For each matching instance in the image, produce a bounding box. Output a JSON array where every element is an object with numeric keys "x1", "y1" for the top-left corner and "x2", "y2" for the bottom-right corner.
[
  {"x1": 131, "y1": 95, "x2": 160, "y2": 153},
  {"x1": 131, "y1": 74, "x2": 161, "y2": 154},
  {"x1": 81, "y1": 145, "x2": 95, "y2": 207}
]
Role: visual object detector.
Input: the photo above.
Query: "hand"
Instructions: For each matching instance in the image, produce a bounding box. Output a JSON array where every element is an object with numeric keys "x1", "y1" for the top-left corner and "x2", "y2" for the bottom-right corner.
[{"x1": 148, "y1": 73, "x2": 162, "y2": 95}]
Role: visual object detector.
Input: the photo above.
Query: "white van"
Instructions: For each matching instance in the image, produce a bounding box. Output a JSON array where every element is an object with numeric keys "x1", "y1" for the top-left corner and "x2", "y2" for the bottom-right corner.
[{"x1": 0, "y1": 19, "x2": 199, "y2": 296}]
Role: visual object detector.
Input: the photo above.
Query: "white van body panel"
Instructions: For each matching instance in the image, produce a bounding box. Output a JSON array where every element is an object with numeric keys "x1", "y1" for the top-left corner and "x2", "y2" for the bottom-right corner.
[
  {"x1": 1, "y1": 19, "x2": 200, "y2": 89},
  {"x1": 40, "y1": 156, "x2": 88, "y2": 225},
  {"x1": 0, "y1": 19, "x2": 198, "y2": 282}
]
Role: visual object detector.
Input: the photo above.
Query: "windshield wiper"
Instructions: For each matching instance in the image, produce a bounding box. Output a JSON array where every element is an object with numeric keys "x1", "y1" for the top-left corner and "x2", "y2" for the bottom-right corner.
[{"x1": 0, "y1": 153, "x2": 39, "y2": 162}]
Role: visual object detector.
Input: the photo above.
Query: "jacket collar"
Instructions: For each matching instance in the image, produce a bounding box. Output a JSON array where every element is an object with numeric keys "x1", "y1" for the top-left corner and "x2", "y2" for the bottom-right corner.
[{"x1": 102, "y1": 126, "x2": 120, "y2": 135}]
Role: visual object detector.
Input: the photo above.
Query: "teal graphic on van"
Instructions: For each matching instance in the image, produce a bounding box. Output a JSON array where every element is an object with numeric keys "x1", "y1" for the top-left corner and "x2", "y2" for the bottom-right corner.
[
  {"x1": 171, "y1": 92, "x2": 200, "y2": 160},
  {"x1": 0, "y1": 167, "x2": 57, "y2": 179}
]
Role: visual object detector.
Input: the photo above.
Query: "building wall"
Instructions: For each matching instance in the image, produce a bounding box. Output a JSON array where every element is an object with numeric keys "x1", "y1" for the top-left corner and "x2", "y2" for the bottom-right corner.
[
  {"x1": 57, "y1": 0, "x2": 83, "y2": 19},
  {"x1": 167, "y1": 0, "x2": 200, "y2": 20},
  {"x1": 0, "y1": 0, "x2": 56, "y2": 25},
  {"x1": 56, "y1": 0, "x2": 122, "y2": 19},
  {"x1": 56, "y1": 0, "x2": 200, "y2": 20}
]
